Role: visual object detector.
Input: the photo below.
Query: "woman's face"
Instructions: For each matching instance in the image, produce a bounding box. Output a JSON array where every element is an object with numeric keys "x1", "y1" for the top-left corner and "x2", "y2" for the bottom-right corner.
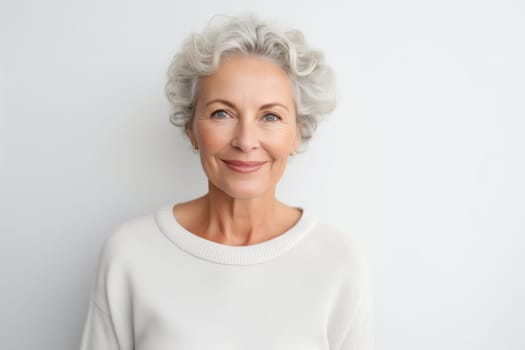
[{"x1": 189, "y1": 54, "x2": 301, "y2": 200}]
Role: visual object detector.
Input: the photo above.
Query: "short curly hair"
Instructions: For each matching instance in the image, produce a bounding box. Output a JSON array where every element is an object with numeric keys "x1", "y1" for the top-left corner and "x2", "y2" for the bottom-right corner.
[{"x1": 165, "y1": 13, "x2": 337, "y2": 142}]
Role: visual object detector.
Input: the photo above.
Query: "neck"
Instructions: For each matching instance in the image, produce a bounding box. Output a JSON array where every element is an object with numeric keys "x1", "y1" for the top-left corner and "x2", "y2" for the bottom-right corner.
[{"x1": 200, "y1": 182, "x2": 286, "y2": 245}]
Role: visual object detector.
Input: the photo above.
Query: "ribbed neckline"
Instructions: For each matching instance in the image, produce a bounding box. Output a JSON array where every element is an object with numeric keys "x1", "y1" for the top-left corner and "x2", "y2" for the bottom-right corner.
[{"x1": 155, "y1": 202, "x2": 316, "y2": 265}]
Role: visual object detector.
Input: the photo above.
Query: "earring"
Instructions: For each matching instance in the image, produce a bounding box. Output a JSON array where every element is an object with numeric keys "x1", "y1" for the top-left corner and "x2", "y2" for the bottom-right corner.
[
  {"x1": 192, "y1": 143, "x2": 199, "y2": 153},
  {"x1": 290, "y1": 151, "x2": 297, "y2": 157}
]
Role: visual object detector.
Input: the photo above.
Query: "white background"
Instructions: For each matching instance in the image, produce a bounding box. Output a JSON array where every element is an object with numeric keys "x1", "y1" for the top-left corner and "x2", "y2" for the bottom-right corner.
[{"x1": 1, "y1": 0, "x2": 524, "y2": 349}]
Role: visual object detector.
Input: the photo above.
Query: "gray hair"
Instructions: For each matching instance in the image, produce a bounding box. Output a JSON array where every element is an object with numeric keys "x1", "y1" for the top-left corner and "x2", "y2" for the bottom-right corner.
[{"x1": 165, "y1": 13, "x2": 337, "y2": 141}]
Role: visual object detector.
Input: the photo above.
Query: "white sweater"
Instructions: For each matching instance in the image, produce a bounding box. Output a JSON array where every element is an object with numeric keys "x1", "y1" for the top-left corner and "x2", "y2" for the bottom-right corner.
[{"x1": 79, "y1": 203, "x2": 374, "y2": 350}]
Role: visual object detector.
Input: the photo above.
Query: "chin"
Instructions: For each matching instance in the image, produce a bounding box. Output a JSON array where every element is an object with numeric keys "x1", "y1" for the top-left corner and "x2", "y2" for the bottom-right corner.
[{"x1": 216, "y1": 180, "x2": 274, "y2": 200}]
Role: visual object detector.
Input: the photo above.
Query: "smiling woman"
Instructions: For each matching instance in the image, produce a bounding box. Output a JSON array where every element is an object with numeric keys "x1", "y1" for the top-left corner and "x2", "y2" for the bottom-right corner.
[
  {"x1": 190, "y1": 54, "x2": 300, "y2": 203},
  {"x1": 79, "y1": 13, "x2": 374, "y2": 350}
]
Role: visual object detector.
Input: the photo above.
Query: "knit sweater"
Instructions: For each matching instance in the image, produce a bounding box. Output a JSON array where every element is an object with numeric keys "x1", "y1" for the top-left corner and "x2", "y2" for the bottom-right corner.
[{"x1": 79, "y1": 203, "x2": 374, "y2": 350}]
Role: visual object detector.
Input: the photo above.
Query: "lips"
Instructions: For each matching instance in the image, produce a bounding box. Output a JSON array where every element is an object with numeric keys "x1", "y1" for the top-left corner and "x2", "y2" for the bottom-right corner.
[{"x1": 222, "y1": 160, "x2": 268, "y2": 173}]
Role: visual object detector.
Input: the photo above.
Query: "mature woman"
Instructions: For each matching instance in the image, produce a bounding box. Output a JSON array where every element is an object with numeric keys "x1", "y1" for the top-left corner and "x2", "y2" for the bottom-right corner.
[{"x1": 80, "y1": 14, "x2": 373, "y2": 350}]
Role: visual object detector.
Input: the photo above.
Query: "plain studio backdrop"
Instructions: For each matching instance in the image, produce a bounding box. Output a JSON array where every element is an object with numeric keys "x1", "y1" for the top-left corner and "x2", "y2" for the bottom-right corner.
[{"x1": 1, "y1": 0, "x2": 523, "y2": 349}]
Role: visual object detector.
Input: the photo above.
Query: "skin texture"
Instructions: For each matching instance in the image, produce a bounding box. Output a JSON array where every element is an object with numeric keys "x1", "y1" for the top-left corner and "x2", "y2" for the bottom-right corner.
[{"x1": 173, "y1": 54, "x2": 302, "y2": 246}]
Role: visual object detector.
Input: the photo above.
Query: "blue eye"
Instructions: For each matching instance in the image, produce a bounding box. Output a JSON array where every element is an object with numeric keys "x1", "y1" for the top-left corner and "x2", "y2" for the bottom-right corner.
[
  {"x1": 263, "y1": 113, "x2": 280, "y2": 122},
  {"x1": 211, "y1": 110, "x2": 229, "y2": 119}
]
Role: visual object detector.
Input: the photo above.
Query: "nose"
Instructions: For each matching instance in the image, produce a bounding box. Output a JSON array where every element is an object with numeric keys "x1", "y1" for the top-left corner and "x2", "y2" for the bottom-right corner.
[{"x1": 231, "y1": 118, "x2": 259, "y2": 152}]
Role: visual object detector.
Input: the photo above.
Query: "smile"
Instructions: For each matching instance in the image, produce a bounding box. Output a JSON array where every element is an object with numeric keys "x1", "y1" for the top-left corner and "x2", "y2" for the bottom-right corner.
[{"x1": 222, "y1": 160, "x2": 268, "y2": 173}]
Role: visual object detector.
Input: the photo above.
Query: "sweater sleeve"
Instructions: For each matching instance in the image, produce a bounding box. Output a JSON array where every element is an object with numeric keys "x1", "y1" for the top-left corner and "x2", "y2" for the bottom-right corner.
[
  {"x1": 79, "y1": 225, "x2": 135, "y2": 350},
  {"x1": 338, "y1": 239, "x2": 375, "y2": 350},
  {"x1": 79, "y1": 299, "x2": 120, "y2": 350},
  {"x1": 338, "y1": 290, "x2": 374, "y2": 350}
]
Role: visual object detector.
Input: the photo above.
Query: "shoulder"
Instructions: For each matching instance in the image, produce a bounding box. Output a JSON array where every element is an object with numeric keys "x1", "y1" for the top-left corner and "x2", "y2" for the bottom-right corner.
[
  {"x1": 97, "y1": 210, "x2": 160, "y2": 265},
  {"x1": 309, "y1": 217, "x2": 374, "y2": 318},
  {"x1": 309, "y1": 218, "x2": 367, "y2": 262},
  {"x1": 88, "y1": 210, "x2": 163, "y2": 315},
  {"x1": 305, "y1": 216, "x2": 372, "y2": 284}
]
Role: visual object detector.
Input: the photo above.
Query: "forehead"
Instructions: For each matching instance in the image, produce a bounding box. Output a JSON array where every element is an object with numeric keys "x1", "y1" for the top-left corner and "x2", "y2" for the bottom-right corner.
[{"x1": 197, "y1": 55, "x2": 295, "y2": 107}]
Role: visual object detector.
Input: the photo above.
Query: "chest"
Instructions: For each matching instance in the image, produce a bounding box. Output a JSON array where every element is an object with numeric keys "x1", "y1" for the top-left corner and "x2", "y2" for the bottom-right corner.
[{"x1": 127, "y1": 258, "x2": 343, "y2": 350}]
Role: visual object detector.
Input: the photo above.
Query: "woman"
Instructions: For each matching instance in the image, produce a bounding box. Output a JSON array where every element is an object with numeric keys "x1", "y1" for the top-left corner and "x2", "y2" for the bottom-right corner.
[{"x1": 80, "y1": 14, "x2": 374, "y2": 350}]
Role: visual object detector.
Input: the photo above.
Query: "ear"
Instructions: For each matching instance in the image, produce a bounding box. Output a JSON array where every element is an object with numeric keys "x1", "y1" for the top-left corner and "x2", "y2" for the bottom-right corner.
[
  {"x1": 186, "y1": 119, "x2": 197, "y2": 147},
  {"x1": 293, "y1": 120, "x2": 303, "y2": 151}
]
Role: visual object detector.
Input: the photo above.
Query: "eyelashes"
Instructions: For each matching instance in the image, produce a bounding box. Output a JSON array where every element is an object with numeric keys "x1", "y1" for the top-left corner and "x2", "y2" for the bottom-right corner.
[
  {"x1": 210, "y1": 109, "x2": 282, "y2": 122},
  {"x1": 262, "y1": 113, "x2": 280, "y2": 122},
  {"x1": 210, "y1": 109, "x2": 229, "y2": 119}
]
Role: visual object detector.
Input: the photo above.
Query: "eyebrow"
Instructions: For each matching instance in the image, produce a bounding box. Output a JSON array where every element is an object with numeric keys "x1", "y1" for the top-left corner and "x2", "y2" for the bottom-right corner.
[{"x1": 205, "y1": 99, "x2": 290, "y2": 112}]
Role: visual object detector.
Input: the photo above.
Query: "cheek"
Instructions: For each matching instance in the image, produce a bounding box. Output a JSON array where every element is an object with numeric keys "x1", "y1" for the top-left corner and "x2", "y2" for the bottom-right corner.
[
  {"x1": 264, "y1": 131, "x2": 296, "y2": 157},
  {"x1": 197, "y1": 125, "x2": 231, "y2": 153}
]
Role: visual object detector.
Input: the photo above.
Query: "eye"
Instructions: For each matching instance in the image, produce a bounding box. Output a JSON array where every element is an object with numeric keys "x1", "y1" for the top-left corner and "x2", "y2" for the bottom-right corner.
[
  {"x1": 211, "y1": 109, "x2": 229, "y2": 119},
  {"x1": 262, "y1": 113, "x2": 280, "y2": 122}
]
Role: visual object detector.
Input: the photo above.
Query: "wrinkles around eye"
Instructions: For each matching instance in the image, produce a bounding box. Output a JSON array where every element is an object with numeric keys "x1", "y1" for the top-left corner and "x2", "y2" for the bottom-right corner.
[
  {"x1": 262, "y1": 113, "x2": 281, "y2": 122},
  {"x1": 210, "y1": 109, "x2": 230, "y2": 119}
]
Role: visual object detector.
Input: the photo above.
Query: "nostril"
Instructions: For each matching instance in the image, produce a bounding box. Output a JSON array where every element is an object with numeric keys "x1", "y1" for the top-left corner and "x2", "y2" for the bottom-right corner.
[{"x1": 231, "y1": 123, "x2": 260, "y2": 151}]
